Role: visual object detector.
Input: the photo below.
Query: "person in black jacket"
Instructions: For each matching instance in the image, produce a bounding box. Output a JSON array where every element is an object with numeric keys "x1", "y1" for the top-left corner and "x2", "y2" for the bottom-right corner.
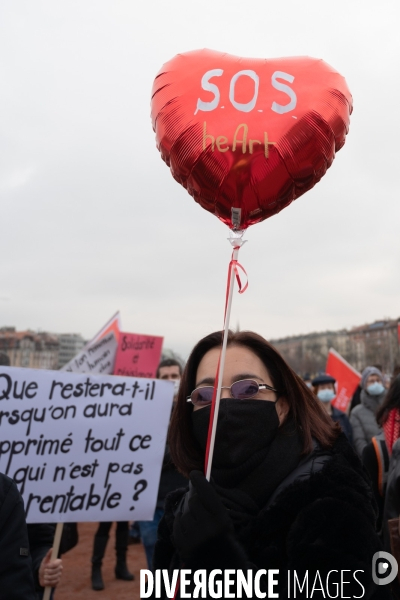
[
  {"x1": 0, "y1": 352, "x2": 63, "y2": 598},
  {"x1": 0, "y1": 472, "x2": 36, "y2": 599},
  {"x1": 151, "y1": 330, "x2": 390, "y2": 599}
]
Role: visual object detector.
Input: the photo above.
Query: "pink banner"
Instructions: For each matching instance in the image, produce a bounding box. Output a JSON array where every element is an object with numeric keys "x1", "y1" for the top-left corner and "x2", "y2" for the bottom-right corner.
[
  {"x1": 327, "y1": 348, "x2": 361, "y2": 413},
  {"x1": 113, "y1": 332, "x2": 163, "y2": 378}
]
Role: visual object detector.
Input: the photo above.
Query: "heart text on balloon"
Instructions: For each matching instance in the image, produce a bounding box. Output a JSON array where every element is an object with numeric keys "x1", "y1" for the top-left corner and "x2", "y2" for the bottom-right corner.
[{"x1": 203, "y1": 122, "x2": 276, "y2": 158}]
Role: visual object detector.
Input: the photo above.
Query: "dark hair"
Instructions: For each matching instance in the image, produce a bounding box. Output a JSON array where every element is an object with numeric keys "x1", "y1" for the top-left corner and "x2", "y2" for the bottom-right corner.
[
  {"x1": 168, "y1": 330, "x2": 340, "y2": 477},
  {"x1": 157, "y1": 358, "x2": 182, "y2": 378},
  {"x1": 376, "y1": 375, "x2": 400, "y2": 426}
]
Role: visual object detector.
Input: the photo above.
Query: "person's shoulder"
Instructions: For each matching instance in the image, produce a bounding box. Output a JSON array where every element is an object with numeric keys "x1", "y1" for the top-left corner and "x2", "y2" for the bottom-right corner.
[
  {"x1": 0, "y1": 473, "x2": 26, "y2": 537},
  {"x1": 308, "y1": 434, "x2": 358, "y2": 478},
  {"x1": 262, "y1": 434, "x2": 376, "y2": 530},
  {"x1": 267, "y1": 435, "x2": 361, "y2": 508},
  {"x1": 0, "y1": 471, "x2": 14, "y2": 491},
  {"x1": 329, "y1": 432, "x2": 360, "y2": 462},
  {"x1": 0, "y1": 472, "x2": 20, "y2": 507},
  {"x1": 322, "y1": 434, "x2": 374, "y2": 495},
  {"x1": 302, "y1": 436, "x2": 376, "y2": 523}
]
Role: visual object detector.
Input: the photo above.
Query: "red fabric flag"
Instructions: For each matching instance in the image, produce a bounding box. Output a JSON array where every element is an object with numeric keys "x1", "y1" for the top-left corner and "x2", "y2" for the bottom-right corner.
[
  {"x1": 92, "y1": 311, "x2": 121, "y2": 343},
  {"x1": 327, "y1": 348, "x2": 361, "y2": 413}
]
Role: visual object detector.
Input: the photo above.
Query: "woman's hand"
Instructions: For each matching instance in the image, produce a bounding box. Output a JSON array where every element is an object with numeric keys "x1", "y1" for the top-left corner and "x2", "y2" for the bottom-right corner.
[
  {"x1": 173, "y1": 470, "x2": 233, "y2": 562},
  {"x1": 38, "y1": 548, "x2": 63, "y2": 588}
]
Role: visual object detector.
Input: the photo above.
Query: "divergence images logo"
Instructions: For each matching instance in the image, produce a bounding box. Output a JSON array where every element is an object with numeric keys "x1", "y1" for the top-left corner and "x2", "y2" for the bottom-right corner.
[{"x1": 372, "y1": 551, "x2": 398, "y2": 586}]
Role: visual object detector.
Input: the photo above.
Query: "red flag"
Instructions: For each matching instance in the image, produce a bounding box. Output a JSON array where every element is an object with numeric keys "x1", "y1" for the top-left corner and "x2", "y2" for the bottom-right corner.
[
  {"x1": 327, "y1": 348, "x2": 361, "y2": 413},
  {"x1": 91, "y1": 311, "x2": 121, "y2": 343}
]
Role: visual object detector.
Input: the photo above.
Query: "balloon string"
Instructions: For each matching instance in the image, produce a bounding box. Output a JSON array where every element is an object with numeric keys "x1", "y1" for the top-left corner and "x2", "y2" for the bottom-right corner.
[
  {"x1": 204, "y1": 354, "x2": 221, "y2": 475},
  {"x1": 232, "y1": 260, "x2": 248, "y2": 293},
  {"x1": 173, "y1": 241, "x2": 247, "y2": 597},
  {"x1": 204, "y1": 244, "x2": 248, "y2": 479},
  {"x1": 225, "y1": 250, "x2": 248, "y2": 316}
]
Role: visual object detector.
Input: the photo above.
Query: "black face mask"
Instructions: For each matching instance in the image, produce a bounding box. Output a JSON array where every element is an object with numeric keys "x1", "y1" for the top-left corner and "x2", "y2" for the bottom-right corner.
[{"x1": 191, "y1": 398, "x2": 280, "y2": 472}]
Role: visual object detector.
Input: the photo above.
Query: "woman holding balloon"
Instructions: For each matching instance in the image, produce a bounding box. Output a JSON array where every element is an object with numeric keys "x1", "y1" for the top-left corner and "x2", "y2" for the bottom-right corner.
[
  {"x1": 151, "y1": 330, "x2": 389, "y2": 599},
  {"x1": 147, "y1": 48, "x2": 385, "y2": 598}
]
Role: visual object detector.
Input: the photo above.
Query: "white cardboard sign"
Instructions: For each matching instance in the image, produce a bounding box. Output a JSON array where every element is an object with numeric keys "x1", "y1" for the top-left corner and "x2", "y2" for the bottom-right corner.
[
  {"x1": 0, "y1": 366, "x2": 174, "y2": 523},
  {"x1": 61, "y1": 331, "x2": 117, "y2": 375}
]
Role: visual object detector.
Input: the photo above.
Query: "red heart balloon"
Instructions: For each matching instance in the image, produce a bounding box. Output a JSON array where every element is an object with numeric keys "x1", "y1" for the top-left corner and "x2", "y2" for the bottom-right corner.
[{"x1": 151, "y1": 49, "x2": 352, "y2": 230}]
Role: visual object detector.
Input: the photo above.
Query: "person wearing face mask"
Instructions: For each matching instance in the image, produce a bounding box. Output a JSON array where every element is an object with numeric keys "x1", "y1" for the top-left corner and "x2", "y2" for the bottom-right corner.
[
  {"x1": 311, "y1": 373, "x2": 353, "y2": 443},
  {"x1": 136, "y1": 359, "x2": 187, "y2": 570},
  {"x1": 151, "y1": 330, "x2": 387, "y2": 599},
  {"x1": 350, "y1": 366, "x2": 386, "y2": 458}
]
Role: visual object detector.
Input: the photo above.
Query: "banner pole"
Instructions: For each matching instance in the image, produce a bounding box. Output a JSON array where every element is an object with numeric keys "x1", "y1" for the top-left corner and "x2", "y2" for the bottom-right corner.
[
  {"x1": 205, "y1": 248, "x2": 238, "y2": 481},
  {"x1": 205, "y1": 228, "x2": 246, "y2": 481},
  {"x1": 170, "y1": 228, "x2": 247, "y2": 600},
  {"x1": 42, "y1": 522, "x2": 64, "y2": 600}
]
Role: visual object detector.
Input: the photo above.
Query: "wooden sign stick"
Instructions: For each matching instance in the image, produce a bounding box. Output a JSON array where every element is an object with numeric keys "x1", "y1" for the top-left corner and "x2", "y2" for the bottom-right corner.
[{"x1": 42, "y1": 522, "x2": 64, "y2": 600}]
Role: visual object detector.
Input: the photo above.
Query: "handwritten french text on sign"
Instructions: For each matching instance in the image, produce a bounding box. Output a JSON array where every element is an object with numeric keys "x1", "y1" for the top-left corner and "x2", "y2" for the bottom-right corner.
[
  {"x1": 61, "y1": 332, "x2": 117, "y2": 375},
  {"x1": 0, "y1": 367, "x2": 174, "y2": 523},
  {"x1": 113, "y1": 333, "x2": 163, "y2": 378}
]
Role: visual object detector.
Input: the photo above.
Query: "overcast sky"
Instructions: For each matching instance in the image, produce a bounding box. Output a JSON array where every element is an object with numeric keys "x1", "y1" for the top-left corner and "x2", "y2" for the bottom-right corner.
[{"x1": 1, "y1": 0, "x2": 399, "y2": 360}]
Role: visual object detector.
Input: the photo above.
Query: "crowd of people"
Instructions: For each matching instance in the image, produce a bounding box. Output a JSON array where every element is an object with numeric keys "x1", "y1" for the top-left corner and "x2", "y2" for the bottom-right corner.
[
  {"x1": 2, "y1": 334, "x2": 400, "y2": 598},
  {"x1": 309, "y1": 358, "x2": 400, "y2": 586}
]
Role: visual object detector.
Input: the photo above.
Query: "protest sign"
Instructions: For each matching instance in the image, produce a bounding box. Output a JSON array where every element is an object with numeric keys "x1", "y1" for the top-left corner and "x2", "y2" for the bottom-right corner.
[
  {"x1": 327, "y1": 348, "x2": 361, "y2": 413},
  {"x1": 0, "y1": 366, "x2": 174, "y2": 523},
  {"x1": 91, "y1": 310, "x2": 122, "y2": 343},
  {"x1": 61, "y1": 332, "x2": 118, "y2": 375},
  {"x1": 61, "y1": 311, "x2": 122, "y2": 374},
  {"x1": 113, "y1": 332, "x2": 163, "y2": 378}
]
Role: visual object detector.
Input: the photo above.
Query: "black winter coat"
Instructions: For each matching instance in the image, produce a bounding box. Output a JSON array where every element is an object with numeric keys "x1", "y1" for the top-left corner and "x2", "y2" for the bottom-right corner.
[
  {"x1": 157, "y1": 446, "x2": 188, "y2": 510},
  {"x1": 153, "y1": 435, "x2": 390, "y2": 599},
  {"x1": 0, "y1": 473, "x2": 36, "y2": 599}
]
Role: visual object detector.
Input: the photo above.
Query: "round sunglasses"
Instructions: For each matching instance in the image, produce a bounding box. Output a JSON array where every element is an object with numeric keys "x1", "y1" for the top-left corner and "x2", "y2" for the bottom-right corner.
[{"x1": 186, "y1": 378, "x2": 279, "y2": 407}]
